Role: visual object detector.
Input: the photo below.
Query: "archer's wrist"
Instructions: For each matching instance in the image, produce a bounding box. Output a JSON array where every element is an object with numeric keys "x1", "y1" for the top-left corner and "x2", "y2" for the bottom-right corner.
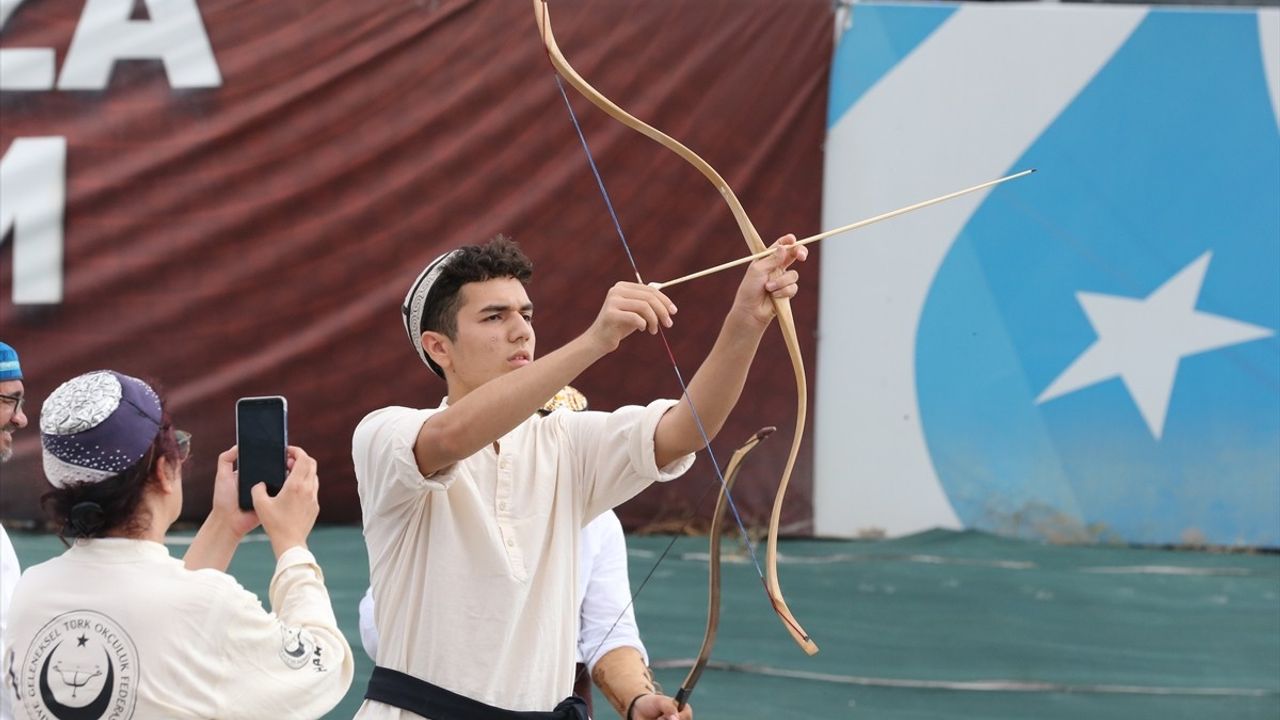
[
  {"x1": 592, "y1": 646, "x2": 656, "y2": 717},
  {"x1": 626, "y1": 693, "x2": 651, "y2": 720},
  {"x1": 723, "y1": 303, "x2": 772, "y2": 338},
  {"x1": 570, "y1": 328, "x2": 618, "y2": 362}
]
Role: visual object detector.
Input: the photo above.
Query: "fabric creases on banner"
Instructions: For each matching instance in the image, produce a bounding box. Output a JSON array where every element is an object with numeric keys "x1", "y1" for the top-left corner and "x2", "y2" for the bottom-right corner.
[{"x1": 0, "y1": 0, "x2": 833, "y2": 527}]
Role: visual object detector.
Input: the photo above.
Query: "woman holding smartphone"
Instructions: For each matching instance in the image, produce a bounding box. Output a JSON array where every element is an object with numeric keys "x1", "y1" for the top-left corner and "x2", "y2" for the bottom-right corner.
[{"x1": 2, "y1": 370, "x2": 353, "y2": 720}]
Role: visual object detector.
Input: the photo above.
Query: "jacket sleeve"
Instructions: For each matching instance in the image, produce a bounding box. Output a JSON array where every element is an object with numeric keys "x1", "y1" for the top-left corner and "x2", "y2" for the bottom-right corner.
[
  {"x1": 0, "y1": 527, "x2": 19, "y2": 720},
  {"x1": 212, "y1": 547, "x2": 355, "y2": 720}
]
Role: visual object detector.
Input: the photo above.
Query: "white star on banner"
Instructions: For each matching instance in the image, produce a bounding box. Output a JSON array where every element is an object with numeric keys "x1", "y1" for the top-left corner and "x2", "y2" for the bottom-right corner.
[{"x1": 1037, "y1": 252, "x2": 1274, "y2": 439}]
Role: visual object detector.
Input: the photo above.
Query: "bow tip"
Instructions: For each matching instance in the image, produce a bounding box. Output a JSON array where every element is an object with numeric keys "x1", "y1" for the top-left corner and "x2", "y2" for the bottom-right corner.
[{"x1": 783, "y1": 622, "x2": 820, "y2": 656}]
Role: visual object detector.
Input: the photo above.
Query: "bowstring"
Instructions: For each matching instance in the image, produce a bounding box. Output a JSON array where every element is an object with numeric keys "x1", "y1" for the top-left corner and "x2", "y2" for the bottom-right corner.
[{"x1": 538, "y1": 8, "x2": 770, "y2": 686}]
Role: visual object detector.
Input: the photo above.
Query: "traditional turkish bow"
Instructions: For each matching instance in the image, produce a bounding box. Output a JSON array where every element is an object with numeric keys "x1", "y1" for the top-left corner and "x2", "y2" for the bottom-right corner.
[
  {"x1": 675, "y1": 426, "x2": 776, "y2": 709},
  {"x1": 533, "y1": 0, "x2": 819, "y2": 658}
]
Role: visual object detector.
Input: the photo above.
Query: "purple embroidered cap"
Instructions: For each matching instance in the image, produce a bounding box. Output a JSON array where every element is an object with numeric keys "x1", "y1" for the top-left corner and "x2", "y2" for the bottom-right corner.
[{"x1": 40, "y1": 370, "x2": 163, "y2": 488}]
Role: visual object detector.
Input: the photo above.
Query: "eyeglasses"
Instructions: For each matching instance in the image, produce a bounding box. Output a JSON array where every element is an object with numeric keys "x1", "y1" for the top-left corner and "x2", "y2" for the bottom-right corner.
[
  {"x1": 175, "y1": 430, "x2": 192, "y2": 462},
  {"x1": 0, "y1": 392, "x2": 23, "y2": 416}
]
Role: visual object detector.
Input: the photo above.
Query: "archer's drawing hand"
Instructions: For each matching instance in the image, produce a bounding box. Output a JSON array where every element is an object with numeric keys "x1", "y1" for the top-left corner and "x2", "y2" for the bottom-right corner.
[
  {"x1": 731, "y1": 234, "x2": 807, "y2": 327},
  {"x1": 588, "y1": 281, "x2": 678, "y2": 352}
]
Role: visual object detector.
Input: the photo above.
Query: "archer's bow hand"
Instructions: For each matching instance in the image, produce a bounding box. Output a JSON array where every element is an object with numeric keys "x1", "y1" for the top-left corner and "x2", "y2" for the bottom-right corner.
[{"x1": 731, "y1": 234, "x2": 807, "y2": 328}]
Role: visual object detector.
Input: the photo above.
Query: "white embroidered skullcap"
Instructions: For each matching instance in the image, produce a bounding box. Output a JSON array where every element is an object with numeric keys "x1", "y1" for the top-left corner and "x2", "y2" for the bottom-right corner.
[{"x1": 402, "y1": 249, "x2": 462, "y2": 378}]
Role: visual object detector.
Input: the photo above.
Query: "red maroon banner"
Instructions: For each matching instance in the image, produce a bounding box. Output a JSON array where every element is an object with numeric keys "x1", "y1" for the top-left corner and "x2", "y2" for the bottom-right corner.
[{"x1": 1, "y1": 0, "x2": 831, "y2": 530}]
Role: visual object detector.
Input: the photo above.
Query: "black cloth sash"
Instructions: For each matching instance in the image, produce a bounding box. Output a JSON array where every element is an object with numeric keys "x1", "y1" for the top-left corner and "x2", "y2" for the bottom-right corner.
[
  {"x1": 572, "y1": 662, "x2": 594, "y2": 717},
  {"x1": 365, "y1": 666, "x2": 591, "y2": 720}
]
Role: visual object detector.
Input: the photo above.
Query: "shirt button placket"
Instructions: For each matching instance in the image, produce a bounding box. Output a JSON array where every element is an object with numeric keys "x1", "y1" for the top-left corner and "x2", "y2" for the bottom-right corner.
[{"x1": 498, "y1": 455, "x2": 515, "y2": 554}]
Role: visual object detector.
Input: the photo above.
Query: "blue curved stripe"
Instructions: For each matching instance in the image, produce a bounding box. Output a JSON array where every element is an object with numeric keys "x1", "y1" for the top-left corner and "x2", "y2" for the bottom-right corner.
[{"x1": 916, "y1": 10, "x2": 1280, "y2": 546}]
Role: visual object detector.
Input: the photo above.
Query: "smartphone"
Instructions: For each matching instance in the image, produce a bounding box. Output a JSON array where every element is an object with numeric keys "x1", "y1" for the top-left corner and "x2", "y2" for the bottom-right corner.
[{"x1": 236, "y1": 396, "x2": 288, "y2": 510}]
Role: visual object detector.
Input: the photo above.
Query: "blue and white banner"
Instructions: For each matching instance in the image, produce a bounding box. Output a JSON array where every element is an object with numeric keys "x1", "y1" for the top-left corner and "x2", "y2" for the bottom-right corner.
[{"x1": 815, "y1": 3, "x2": 1279, "y2": 546}]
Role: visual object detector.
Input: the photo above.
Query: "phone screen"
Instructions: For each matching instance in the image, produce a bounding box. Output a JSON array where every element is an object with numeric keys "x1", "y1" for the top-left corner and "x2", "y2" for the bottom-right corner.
[{"x1": 236, "y1": 396, "x2": 288, "y2": 510}]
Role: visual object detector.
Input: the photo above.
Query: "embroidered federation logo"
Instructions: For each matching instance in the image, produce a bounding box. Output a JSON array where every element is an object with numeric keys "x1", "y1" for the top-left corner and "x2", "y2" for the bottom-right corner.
[
  {"x1": 20, "y1": 610, "x2": 139, "y2": 720},
  {"x1": 279, "y1": 626, "x2": 317, "y2": 670}
]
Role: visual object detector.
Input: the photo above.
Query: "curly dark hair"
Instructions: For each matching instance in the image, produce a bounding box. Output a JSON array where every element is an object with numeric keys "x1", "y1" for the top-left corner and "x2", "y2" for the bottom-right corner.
[
  {"x1": 41, "y1": 410, "x2": 182, "y2": 544},
  {"x1": 421, "y1": 234, "x2": 534, "y2": 342}
]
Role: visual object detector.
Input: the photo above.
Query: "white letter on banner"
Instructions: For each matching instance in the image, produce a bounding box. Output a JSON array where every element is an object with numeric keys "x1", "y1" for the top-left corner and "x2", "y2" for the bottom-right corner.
[
  {"x1": 0, "y1": 0, "x2": 56, "y2": 90},
  {"x1": 58, "y1": 0, "x2": 221, "y2": 90},
  {"x1": 0, "y1": 138, "x2": 66, "y2": 304}
]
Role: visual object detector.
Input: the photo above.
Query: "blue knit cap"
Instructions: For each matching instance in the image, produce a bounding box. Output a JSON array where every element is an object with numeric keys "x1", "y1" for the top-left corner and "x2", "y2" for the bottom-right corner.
[{"x1": 0, "y1": 342, "x2": 20, "y2": 381}]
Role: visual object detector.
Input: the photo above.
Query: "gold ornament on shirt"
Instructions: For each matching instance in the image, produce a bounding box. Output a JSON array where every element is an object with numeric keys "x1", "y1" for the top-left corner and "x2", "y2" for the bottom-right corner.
[{"x1": 539, "y1": 385, "x2": 589, "y2": 415}]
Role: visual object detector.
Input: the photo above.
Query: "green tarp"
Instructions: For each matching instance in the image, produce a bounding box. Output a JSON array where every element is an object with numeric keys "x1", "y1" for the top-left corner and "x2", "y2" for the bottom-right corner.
[{"x1": 6, "y1": 528, "x2": 1277, "y2": 719}]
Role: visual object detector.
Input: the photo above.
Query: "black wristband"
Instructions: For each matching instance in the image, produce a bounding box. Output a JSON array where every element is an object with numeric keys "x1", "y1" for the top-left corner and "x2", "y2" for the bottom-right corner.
[{"x1": 626, "y1": 693, "x2": 651, "y2": 720}]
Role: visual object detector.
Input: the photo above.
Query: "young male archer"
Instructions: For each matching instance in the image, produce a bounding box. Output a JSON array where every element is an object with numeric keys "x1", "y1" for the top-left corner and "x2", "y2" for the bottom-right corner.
[{"x1": 353, "y1": 234, "x2": 805, "y2": 720}]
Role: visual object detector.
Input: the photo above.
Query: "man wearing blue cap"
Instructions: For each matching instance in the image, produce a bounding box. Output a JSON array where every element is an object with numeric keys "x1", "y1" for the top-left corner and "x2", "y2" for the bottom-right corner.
[
  {"x1": 0, "y1": 342, "x2": 24, "y2": 462},
  {"x1": 0, "y1": 341, "x2": 28, "y2": 720}
]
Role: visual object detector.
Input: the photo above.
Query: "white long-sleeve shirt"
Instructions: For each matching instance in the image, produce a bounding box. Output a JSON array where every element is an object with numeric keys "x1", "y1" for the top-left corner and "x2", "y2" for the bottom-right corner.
[
  {"x1": 0, "y1": 525, "x2": 20, "y2": 720},
  {"x1": 353, "y1": 399, "x2": 692, "y2": 719},
  {"x1": 357, "y1": 509, "x2": 647, "y2": 672},
  {"x1": 2, "y1": 539, "x2": 353, "y2": 719},
  {"x1": 575, "y1": 509, "x2": 647, "y2": 671}
]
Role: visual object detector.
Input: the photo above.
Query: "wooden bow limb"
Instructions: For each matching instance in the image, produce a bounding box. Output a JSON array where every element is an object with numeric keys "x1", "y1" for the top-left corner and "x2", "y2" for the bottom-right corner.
[
  {"x1": 533, "y1": 0, "x2": 819, "y2": 656},
  {"x1": 651, "y1": 169, "x2": 1037, "y2": 291},
  {"x1": 675, "y1": 427, "x2": 777, "y2": 711}
]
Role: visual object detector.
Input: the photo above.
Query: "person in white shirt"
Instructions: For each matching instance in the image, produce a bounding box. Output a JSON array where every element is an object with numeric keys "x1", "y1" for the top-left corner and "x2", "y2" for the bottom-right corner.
[
  {"x1": 354, "y1": 234, "x2": 804, "y2": 719},
  {"x1": 0, "y1": 341, "x2": 29, "y2": 720},
  {"x1": 2, "y1": 370, "x2": 354, "y2": 719},
  {"x1": 359, "y1": 509, "x2": 689, "y2": 719}
]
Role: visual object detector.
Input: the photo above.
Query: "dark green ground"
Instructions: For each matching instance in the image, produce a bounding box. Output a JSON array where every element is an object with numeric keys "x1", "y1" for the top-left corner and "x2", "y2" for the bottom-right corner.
[{"x1": 8, "y1": 528, "x2": 1278, "y2": 719}]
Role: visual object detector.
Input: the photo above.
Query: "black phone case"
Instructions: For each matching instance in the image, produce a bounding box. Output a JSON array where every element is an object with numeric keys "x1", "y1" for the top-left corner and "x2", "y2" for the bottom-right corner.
[{"x1": 236, "y1": 397, "x2": 288, "y2": 510}]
